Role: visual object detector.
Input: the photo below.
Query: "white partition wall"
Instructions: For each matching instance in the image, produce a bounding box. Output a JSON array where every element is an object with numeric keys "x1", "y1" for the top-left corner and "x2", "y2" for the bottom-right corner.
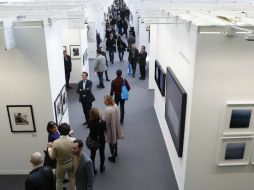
[
  {"x1": 151, "y1": 20, "x2": 254, "y2": 190},
  {"x1": 0, "y1": 20, "x2": 67, "y2": 174}
]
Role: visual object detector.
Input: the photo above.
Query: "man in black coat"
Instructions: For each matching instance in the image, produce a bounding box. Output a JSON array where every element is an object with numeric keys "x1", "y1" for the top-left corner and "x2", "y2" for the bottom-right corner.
[
  {"x1": 77, "y1": 72, "x2": 95, "y2": 125},
  {"x1": 128, "y1": 43, "x2": 139, "y2": 78},
  {"x1": 63, "y1": 50, "x2": 72, "y2": 89},
  {"x1": 138, "y1": 46, "x2": 147, "y2": 80},
  {"x1": 106, "y1": 33, "x2": 116, "y2": 64},
  {"x1": 25, "y1": 152, "x2": 55, "y2": 190}
]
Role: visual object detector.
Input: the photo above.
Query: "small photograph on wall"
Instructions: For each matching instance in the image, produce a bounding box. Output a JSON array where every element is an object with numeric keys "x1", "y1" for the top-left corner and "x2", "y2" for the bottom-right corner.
[
  {"x1": 83, "y1": 49, "x2": 88, "y2": 65},
  {"x1": 54, "y1": 93, "x2": 62, "y2": 125},
  {"x1": 218, "y1": 137, "x2": 252, "y2": 166},
  {"x1": 70, "y1": 45, "x2": 81, "y2": 59},
  {"x1": 61, "y1": 85, "x2": 68, "y2": 116},
  {"x1": 223, "y1": 103, "x2": 254, "y2": 134},
  {"x1": 7, "y1": 105, "x2": 36, "y2": 132}
]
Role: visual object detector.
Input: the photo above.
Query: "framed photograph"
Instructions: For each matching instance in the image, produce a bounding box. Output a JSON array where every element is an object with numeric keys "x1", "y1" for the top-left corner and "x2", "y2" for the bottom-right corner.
[
  {"x1": 158, "y1": 65, "x2": 166, "y2": 97},
  {"x1": 222, "y1": 103, "x2": 254, "y2": 135},
  {"x1": 69, "y1": 45, "x2": 81, "y2": 59},
  {"x1": 165, "y1": 66, "x2": 187, "y2": 157},
  {"x1": 54, "y1": 93, "x2": 62, "y2": 125},
  {"x1": 83, "y1": 49, "x2": 88, "y2": 65},
  {"x1": 218, "y1": 136, "x2": 253, "y2": 166},
  {"x1": 154, "y1": 60, "x2": 160, "y2": 87},
  {"x1": 61, "y1": 85, "x2": 68, "y2": 116},
  {"x1": 7, "y1": 105, "x2": 36, "y2": 132},
  {"x1": 63, "y1": 46, "x2": 66, "y2": 52}
]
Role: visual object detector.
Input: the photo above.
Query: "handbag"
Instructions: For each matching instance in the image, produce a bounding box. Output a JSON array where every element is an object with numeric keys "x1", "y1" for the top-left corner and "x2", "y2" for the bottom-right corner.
[
  {"x1": 121, "y1": 79, "x2": 129, "y2": 100},
  {"x1": 86, "y1": 136, "x2": 100, "y2": 150}
]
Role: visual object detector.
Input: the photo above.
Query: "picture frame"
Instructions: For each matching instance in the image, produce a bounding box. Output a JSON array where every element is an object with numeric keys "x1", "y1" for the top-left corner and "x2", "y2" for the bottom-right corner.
[
  {"x1": 83, "y1": 49, "x2": 88, "y2": 65},
  {"x1": 222, "y1": 103, "x2": 254, "y2": 135},
  {"x1": 158, "y1": 65, "x2": 166, "y2": 97},
  {"x1": 218, "y1": 136, "x2": 253, "y2": 166},
  {"x1": 61, "y1": 85, "x2": 68, "y2": 116},
  {"x1": 165, "y1": 66, "x2": 187, "y2": 157},
  {"x1": 69, "y1": 45, "x2": 81, "y2": 59},
  {"x1": 54, "y1": 93, "x2": 62, "y2": 125},
  {"x1": 7, "y1": 105, "x2": 36, "y2": 132},
  {"x1": 63, "y1": 46, "x2": 66, "y2": 52},
  {"x1": 154, "y1": 60, "x2": 160, "y2": 87}
]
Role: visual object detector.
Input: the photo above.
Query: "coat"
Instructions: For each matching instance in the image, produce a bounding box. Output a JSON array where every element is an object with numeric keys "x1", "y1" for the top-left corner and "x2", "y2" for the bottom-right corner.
[
  {"x1": 77, "y1": 80, "x2": 95, "y2": 103},
  {"x1": 75, "y1": 153, "x2": 94, "y2": 190},
  {"x1": 94, "y1": 55, "x2": 107, "y2": 72},
  {"x1": 104, "y1": 104, "x2": 122, "y2": 144}
]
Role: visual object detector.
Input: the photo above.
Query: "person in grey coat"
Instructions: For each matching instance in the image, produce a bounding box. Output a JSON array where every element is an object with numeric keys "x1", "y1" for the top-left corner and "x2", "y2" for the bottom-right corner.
[
  {"x1": 72, "y1": 139, "x2": 94, "y2": 190},
  {"x1": 94, "y1": 49, "x2": 107, "y2": 88}
]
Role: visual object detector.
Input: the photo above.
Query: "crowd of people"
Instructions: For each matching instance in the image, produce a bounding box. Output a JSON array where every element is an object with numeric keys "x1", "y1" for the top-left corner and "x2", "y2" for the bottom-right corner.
[{"x1": 25, "y1": 0, "x2": 149, "y2": 189}]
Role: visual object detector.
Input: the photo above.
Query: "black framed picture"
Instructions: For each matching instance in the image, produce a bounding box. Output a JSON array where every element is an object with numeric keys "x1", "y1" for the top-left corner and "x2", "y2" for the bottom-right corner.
[
  {"x1": 165, "y1": 67, "x2": 187, "y2": 157},
  {"x1": 83, "y1": 49, "x2": 88, "y2": 65},
  {"x1": 154, "y1": 60, "x2": 160, "y2": 87},
  {"x1": 70, "y1": 45, "x2": 81, "y2": 59},
  {"x1": 54, "y1": 93, "x2": 62, "y2": 125},
  {"x1": 61, "y1": 85, "x2": 67, "y2": 116},
  {"x1": 158, "y1": 65, "x2": 166, "y2": 96},
  {"x1": 7, "y1": 105, "x2": 36, "y2": 132}
]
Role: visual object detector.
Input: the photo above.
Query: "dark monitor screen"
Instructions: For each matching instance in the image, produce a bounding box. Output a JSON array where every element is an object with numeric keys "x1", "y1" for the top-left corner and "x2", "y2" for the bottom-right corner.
[
  {"x1": 225, "y1": 143, "x2": 245, "y2": 160},
  {"x1": 230, "y1": 109, "x2": 251, "y2": 128}
]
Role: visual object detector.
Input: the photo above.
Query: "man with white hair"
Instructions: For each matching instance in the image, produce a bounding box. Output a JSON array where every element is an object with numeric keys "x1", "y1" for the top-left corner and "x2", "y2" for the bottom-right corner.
[{"x1": 25, "y1": 152, "x2": 55, "y2": 190}]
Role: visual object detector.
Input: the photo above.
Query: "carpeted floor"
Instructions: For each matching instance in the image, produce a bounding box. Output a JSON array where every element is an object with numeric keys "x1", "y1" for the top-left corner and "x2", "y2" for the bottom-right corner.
[{"x1": 0, "y1": 42, "x2": 178, "y2": 190}]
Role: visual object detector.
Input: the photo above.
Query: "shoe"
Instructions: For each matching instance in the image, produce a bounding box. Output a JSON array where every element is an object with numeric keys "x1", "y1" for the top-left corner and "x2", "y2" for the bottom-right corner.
[
  {"x1": 138, "y1": 77, "x2": 142, "y2": 79},
  {"x1": 82, "y1": 121, "x2": 87, "y2": 125},
  {"x1": 106, "y1": 79, "x2": 110, "y2": 81},
  {"x1": 120, "y1": 119, "x2": 123, "y2": 124},
  {"x1": 108, "y1": 156, "x2": 116, "y2": 163},
  {"x1": 67, "y1": 86, "x2": 72, "y2": 89},
  {"x1": 140, "y1": 78, "x2": 145, "y2": 80},
  {"x1": 100, "y1": 165, "x2": 105, "y2": 173},
  {"x1": 94, "y1": 169, "x2": 97, "y2": 175},
  {"x1": 97, "y1": 85, "x2": 105, "y2": 88},
  {"x1": 132, "y1": 74, "x2": 135, "y2": 78}
]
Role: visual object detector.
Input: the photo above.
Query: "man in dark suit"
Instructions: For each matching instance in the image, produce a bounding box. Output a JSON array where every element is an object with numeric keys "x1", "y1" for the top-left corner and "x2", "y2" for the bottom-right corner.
[
  {"x1": 64, "y1": 50, "x2": 72, "y2": 89},
  {"x1": 25, "y1": 152, "x2": 55, "y2": 190},
  {"x1": 77, "y1": 72, "x2": 95, "y2": 125},
  {"x1": 138, "y1": 46, "x2": 147, "y2": 80},
  {"x1": 128, "y1": 43, "x2": 139, "y2": 78},
  {"x1": 72, "y1": 139, "x2": 94, "y2": 190}
]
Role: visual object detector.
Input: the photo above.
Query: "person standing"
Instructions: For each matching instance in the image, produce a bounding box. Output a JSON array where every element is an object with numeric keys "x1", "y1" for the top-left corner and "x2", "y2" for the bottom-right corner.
[
  {"x1": 77, "y1": 72, "x2": 96, "y2": 125},
  {"x1": 94, "y1": 49, "x2": 107, "y2": 88},
  {"x1": 117, "y1": 36, "x2": 127, "y2": 62},
  {"x1": 106, "y1": 33, "x2": 116, "y2": 64},
  {"x1": 25, "y1": 152, "x2": 55, "y2": 190},
  {"x1": 72, "y1": 139, "x2": 94, "y2": 190},
  {"x1": 110, "y1": 69, "x2": 130, "y2": 124},
  {"x1": 128, "y1": 43, "x2": 139, "y2": 78},
  {"x1": 99, "y1": 47, "x2": 110, "y2": 81},
  {"x1": 63, "y1": 50, "x2": 72, "y2": 89},
  {"x1": 103, "y1": 95, "x2": 122, "y2": 163},
  {"x1": 87, "y1": 107, "x2": 106, "y2": 174},
  {"x1": 138, "y1": 46, "x2": 147, "y2": 80},
  {"x1": 47, "y1": 123, "x2": 76, "y2": 190}
]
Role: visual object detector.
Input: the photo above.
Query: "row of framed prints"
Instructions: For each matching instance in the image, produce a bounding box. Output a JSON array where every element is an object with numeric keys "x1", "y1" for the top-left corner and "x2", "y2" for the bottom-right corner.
[
  {"x1": 218, "y1": 103, "x2": 254, "y2": 166},
  {"x1": 154, "y1": 60, "x2": 187, "y2": 157},
  {"x1": 54, "y1": 85, "x2": 68, "y2": 125}
]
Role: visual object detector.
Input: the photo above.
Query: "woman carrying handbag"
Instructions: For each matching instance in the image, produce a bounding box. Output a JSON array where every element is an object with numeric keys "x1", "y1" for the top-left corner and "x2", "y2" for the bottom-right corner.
[{"x1": 87, "y1": 107, "x2": 106, "y2": 174}]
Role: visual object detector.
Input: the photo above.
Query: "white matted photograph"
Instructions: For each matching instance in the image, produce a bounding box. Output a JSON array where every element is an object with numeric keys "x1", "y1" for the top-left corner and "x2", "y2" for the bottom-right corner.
[
  {"x1": 70, "y1": 45, "x2": 81, "y2": 59},
  {"x1": 54, "y1": 93, "x2": 62, "y2": 125},
  {"x1": 7, "y1": 105, "x2": 36, "y2": 132},
  {"x1": 218, "y1": 136, "x2": 253, "y2": 166}
]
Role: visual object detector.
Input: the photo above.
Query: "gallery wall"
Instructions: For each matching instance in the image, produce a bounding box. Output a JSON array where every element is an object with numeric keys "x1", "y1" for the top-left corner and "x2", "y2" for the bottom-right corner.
[
  {"x1": 152, "y1": 22, "x2": 198, "y2": 190},
  {"x1": 0, "y1": 24, "x2": 53, "y2": 174},
  {"x1": 184, "y1": 32, "x2": 254, "y2": 190}
]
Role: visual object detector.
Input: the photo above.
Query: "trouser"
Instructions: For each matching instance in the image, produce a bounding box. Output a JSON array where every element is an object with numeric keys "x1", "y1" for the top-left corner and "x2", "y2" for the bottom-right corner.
[
  {"x1": 65, "y1": 71, "x2": 71, "y2": 87},
  {"x1": 104, "y1": 70, "x2": 109, "y2": 80},
  {"x1": 123, "y1": 29, "x2": 128, "y2": 38},
  {"x1": 109, "y1": 143, "x2": 118, "y2": 157},
  {"x1": 128, "y1": 62, "x2": 132, "y2": 75},
  {"x1": 131, "y1": 62, "x2": 137, "y2": 76},
  {"x1": 81, "y1": 101, "x2": 92, "y2": 122},
  {"x1": 56, "y1": 162, "x2": 75, "y2": 190},
  {"x1": 139, "y1": 63, "x2": 146, "y2": 78},
  {"x1": 115, "y1": 96, "x2": 125, "y2": 122},
  {"x1": 90, "y1": 143, "x2": 105, "y2": 170},
  {"x1": 118, "y1": 50, "x2": 124, "y2": 61},
  {"x1": 108, "y1": 48, "x2": 115, "y2": 63},
  {"x1": 97, "y1": 72, "x2": 104, "y2": 87}
]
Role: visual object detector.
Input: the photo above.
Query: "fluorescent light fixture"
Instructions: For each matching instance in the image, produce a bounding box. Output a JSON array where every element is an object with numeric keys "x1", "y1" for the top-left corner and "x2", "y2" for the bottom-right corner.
[{"x1": 199, "y1": 31, "x2": 221, "y2": 34}]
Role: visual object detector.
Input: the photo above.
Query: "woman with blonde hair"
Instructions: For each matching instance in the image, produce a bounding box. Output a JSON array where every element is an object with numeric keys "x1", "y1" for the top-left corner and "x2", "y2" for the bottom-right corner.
[
  {"x1": 103, "y1": 95, "x2": 122, "y2": 163},
  {"x1": 87, "y1": 107, "x2": 106, "y2": 173}
]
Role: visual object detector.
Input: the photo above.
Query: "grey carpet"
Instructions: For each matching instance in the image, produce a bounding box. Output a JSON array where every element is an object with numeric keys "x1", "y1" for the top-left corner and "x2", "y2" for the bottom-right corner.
[{"x1": 0, "y1": 50, "x2": 178, "y2": 190}]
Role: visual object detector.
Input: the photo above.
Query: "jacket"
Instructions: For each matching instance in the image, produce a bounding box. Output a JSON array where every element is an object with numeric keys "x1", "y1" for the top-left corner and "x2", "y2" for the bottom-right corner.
[
  {"x1": 77, "y1": 80, "x2": 95, "y2": 103},
  {"x1": 110, "y1": 76, "x2": 131, "y2": 97},
  {"x1": 64, "y1": 55, "x2": 72, "y2": 72},
  {"x1": 87, "y1": 119, "x2": 106, "y2": 144},
  {"x1": 94, "y1": 55, "x2": 107, "y2": 72},
  {"x1": 128, "y1": 48, "x2": 139, "y2": 63}
]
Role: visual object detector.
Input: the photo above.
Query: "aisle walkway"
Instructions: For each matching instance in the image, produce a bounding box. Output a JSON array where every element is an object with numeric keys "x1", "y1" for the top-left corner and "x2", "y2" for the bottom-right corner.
[{"x1": 68, "y1": 50, "x2": 178, "y2": 190}]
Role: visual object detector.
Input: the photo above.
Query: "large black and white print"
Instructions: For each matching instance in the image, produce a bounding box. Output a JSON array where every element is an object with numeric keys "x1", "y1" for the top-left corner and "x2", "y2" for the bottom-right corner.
[
  {"x1": 7, "y1": 105, "x2": 36, "y2": 132},
  {"x1": 61, "y1": 85, "x2": 68, "y2": 116},
  {"x1": 54, "y1": 93, "x2": 62, "y2": 125}
]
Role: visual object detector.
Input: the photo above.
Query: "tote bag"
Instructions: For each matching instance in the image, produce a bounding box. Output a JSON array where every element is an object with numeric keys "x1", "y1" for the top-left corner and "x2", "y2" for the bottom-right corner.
[{"x1": 121, "y1": 79, "x2": 129, "y2": 100}]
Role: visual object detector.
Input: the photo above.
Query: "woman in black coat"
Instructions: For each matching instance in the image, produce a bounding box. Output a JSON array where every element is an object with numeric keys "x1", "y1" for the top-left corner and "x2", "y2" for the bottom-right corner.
[{"x1": 87, "y1": 107, "x2": 106, "y2": 174}]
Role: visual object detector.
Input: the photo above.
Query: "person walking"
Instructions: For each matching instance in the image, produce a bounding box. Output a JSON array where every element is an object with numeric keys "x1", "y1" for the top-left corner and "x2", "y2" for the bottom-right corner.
[
  {"x1": 128, "y1": 43, "x2": 139, "y2": 78},
  {"x1": 103, "y1": 95, "x2": 122, "y2": 163},
  {"x1": 117, "y1": 36, "x2": 127, "y2": 62},
  {"x1": 138, "y1": 46, "x2": 147, "y2": 80},
  {"x1": 94, "y1": 49, "x2": 107, "y2": 88},
  {"x1": 77, "y1": 72, "x2": 96, "y2": 125},
  {"x1": 72, "y1": 139, "x2": 94, "y2": 190},
  {"x1": 106, "y1": 33, "x2": 116, "y2": 64},
  {"x1": 87, "y1": 107, "x2": 106, "y2": 174}
]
